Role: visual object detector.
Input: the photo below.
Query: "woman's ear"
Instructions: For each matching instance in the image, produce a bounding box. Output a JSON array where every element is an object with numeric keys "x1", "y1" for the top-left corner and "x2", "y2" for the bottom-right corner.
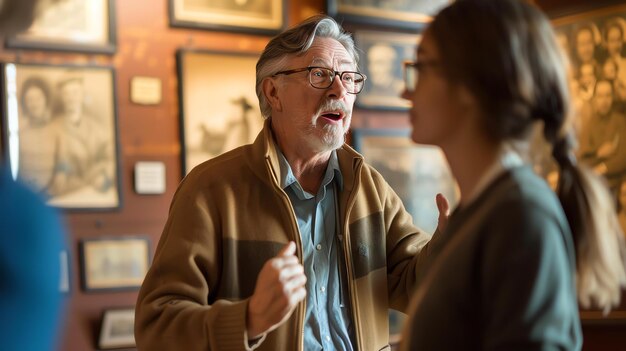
[{"x1": 262, "y1": 77, "x2": 282, "y2": 113}]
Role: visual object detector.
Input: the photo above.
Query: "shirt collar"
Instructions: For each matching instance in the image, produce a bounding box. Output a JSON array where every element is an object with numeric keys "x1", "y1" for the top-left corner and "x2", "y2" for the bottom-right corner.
[{"x1": 276, "y1": 146, "x2": 343, "y2": 193}]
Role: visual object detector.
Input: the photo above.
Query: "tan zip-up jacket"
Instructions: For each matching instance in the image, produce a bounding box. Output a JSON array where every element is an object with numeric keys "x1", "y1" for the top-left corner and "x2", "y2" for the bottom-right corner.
[{"x1": 135, "y1": 120, "x2": 434, "y2": 351}]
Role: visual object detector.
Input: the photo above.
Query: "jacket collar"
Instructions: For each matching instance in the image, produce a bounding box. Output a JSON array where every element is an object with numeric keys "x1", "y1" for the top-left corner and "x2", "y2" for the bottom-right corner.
[{"x1": 246, "y1": 118, "x2": 363, "y2": 193}]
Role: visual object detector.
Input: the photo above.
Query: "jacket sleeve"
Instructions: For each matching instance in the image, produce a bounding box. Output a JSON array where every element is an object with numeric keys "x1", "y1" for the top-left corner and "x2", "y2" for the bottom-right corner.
[
  {"x1": 379, "y1": 176, "x2": 438, "y2": 312},
  {"x1": 134, "y1": 177, "x2": 254, "y2": 351}
]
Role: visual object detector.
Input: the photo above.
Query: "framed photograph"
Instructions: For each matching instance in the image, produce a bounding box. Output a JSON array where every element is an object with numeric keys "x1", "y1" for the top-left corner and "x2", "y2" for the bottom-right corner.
[
  {"x1": 99, "y1": 308, "x2": 136, "y2": 349},
  {"x1": 79, "y1": 237, "x2": 151, "y2": 292},
  {"x1": 5, "y1": 0, "x2": 116, "y2": 54},
  {"x1": 169, "y1": 0, "x2": 285, "y2": 35},
  {"x1": 550, "y1": 4, "x2": 626, "y2": 323},
  {"x1": 327, "y1": 0, "x2": 449, "y2": 30},
  {"x1": 177, "y1": 49, "x2": 264, "y2": 175},
  {"x1": 355, "y1": 30, "x2": 420, "y2": 110},
  {"x1": 352, "y1": 128, "x2": 458, "y2": 339},
  {"x1": 0, "y1": 63, "x2": 121, "y2": 210}
]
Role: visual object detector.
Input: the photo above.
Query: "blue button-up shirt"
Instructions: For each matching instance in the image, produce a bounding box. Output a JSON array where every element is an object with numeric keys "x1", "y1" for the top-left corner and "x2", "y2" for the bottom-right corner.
[{"x1": 277, "y1": 149, "x2": 354, "y2": 351}]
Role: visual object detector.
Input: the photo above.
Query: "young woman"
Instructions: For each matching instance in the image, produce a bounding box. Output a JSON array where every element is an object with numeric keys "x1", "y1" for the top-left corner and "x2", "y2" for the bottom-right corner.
[{"x1": 400, "y1": 0, "x2": 626, "y2": 349}]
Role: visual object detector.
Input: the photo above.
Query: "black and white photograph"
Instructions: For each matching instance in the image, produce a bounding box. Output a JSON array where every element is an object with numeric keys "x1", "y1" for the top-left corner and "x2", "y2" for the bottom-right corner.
[
  {"x1": 177, "y1": 50, "x2": 263, "y2": 175},
  {"x1": 169, "y1": 0, "x2": 285, "y2": 34},
  {"x1": 5, "y1": 0, "x2": 116, "y2": 53},
  {"x1": 328, "y1": 0, "x2": 448, "y2": 29},
  {"x1": 98, "y1": 308, "x2": 136, "y2": 349},
  {"x1": 1, "y1": 63, "x2": 120, "y2": 210},
  {"x1": 355, "y1": 30, "x2": 420, "y2": 110}
]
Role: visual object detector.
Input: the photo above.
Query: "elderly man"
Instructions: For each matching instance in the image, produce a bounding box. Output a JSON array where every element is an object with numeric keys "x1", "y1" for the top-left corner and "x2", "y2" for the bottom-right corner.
[{"x1": 135, "y1": 15, "x2": 444, "y2": 351}]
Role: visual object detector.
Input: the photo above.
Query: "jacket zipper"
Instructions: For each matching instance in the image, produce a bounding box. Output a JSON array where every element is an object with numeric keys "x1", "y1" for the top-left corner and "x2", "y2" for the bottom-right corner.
[{"x1": 265, "y1": 157, "x2": 306, "y2": 351}]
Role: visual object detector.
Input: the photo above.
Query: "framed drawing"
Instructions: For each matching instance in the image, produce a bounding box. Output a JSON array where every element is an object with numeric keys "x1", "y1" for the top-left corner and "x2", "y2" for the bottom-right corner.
[
  {"x1": 169, "y1": 0, "x2": 285, "y2": 35},
  {"x1": 177, "y1": 49, "x2": 264, "y2": 175},
  {"x1": 5, "y1": 0, "x2": 116, "y2": 54},
  {"x1": 79, "y1": 237, "x2": 151, "y2": 292},
  {"x1": 552, "y1": 5, "x2": 626, "y2": 323},
  {"x1": 355, "y1": 30, "x2": 420, "y2": 110},
  {"x1": 0, "y1": 63, "x2": 121, "y2": 210},
  {"x1": 327, "y1": 0, "x2": 449, "y2": 30},
  {"x1": 99, "y1": 308, "x2": 136, "y2": 349},
  {"x1": 351, "y1": 128, "x2": 458, "y2": 340}
]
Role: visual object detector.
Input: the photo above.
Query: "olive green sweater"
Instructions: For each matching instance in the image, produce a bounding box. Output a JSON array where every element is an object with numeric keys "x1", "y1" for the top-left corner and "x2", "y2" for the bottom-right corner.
[{"x1": 135, "y1": 120, "x2": 433, "y2": 351}]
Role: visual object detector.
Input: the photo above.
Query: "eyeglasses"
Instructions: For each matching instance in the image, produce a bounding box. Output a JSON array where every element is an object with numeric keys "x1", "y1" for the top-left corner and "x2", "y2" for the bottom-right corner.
[
  {"x1": 273, "y1": 66, "x2": 367, "y2": 94},
  {"x1": 403, "y1": 60, "x2": 440, "y2": 93}
]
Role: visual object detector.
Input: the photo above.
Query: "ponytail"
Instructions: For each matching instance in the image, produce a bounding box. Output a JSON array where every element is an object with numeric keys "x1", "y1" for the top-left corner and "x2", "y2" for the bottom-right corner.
[{"x1": 550, "y1": 130, "x2": 626, "y2": 313}]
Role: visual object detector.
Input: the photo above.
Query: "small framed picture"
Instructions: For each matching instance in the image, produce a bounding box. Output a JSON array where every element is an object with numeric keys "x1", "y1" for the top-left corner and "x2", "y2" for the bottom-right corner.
[
  {"x1": 355, "y1": 30, "x2": 421, "y2": 110},
  {"x1": 99, "y1": 308, "x2": 136, "y2": 349},
  {"x1": 0, "y1": 63, "x2": 121, "y2": 210},
  {"x1": 327, "y1": 0, "x2": 449, "y2": 30},
  {"x1": 59, "y1": 249, "x2": 70, "y2": 294},
  {"x1": 177, "y1": 49, "x2": 264, "y2": 175},
  {"x1": 79, "y1": 237, "x2": 151, "y2": 292},
  {"x1": 169, "y1": 0, "x2": 285, "y2": 35},
  {"x1": 5, "y1": 0, "x2": 116, "y2": 54},
  {"x1": 0, "y1": 63, "x2": 121, "y2": 209}
]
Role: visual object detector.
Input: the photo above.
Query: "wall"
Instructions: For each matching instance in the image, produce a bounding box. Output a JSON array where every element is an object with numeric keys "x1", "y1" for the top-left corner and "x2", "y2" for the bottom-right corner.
[{"x1": 0, "y1": 0, "x2": 623, "y2": 350}]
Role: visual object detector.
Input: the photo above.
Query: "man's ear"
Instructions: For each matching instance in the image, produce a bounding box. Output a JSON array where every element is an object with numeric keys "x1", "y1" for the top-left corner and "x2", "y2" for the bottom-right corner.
[{"x1": 262, "y1": 77, "x2": 282, "y2": 112}]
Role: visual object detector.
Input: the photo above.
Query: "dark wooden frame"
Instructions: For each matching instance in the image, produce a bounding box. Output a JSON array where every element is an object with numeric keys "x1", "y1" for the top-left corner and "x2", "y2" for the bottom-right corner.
[
  {"x1": 5, "y1": 0, "x2": 117, "y2": 54},
  {"x1": 169, "y1": 0, "x2": 286, "y2": 35}
]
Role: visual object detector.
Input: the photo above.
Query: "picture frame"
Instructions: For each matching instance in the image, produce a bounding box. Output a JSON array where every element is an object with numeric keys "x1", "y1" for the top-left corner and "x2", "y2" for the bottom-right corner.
[
  {"x1": 354, "y1": 30, "x2": 421, "y2": 110},
  {"x1": 177, "y1": 49, "x2": 264, "y2": 175},
  {"x1": 327, "y1": 0, "x2": 449, "y2": 30},
  {"x1": 79, "y1": 237, "x2": 151, "y2": 292},
  {"x1": 351, "y1": 128, "x2": 458, "y2": 340},
  {"x1": 169, "y1": 0, "x2": 285, "y2": 35},
  {"x1": 551, "y1": 4, "x2": 626, "y2": 324},
  {"x1": 98, "y1": 308, "x2": 136, "y2": 349},
  {"x1": 0, "y1": 63, "x2": 121, "y2": 210},
  {"x1": 5, "y1": 0, "x2": 116, "y2": 54}
]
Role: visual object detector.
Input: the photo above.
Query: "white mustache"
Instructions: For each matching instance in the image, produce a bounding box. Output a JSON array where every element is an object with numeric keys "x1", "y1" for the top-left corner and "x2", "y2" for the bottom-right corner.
[{"x1": 316, "y1": 100, "x2": 350, "y2": 117}]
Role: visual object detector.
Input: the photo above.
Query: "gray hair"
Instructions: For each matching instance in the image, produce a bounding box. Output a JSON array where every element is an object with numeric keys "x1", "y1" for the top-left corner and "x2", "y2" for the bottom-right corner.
[{"x1": 255, "y1": 15, "x2": 358, "y2": 118}]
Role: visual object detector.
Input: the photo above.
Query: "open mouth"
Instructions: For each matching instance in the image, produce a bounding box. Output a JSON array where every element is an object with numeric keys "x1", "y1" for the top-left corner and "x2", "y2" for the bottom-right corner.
[{"x1": 320, "y1": 111, "x2": 343, "y2": 121}]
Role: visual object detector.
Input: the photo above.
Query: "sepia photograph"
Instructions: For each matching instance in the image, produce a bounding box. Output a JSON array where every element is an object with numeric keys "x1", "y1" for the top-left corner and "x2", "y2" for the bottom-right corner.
[
  {"x1": 80, "y1": 237, "x2": 150, "y2": 292},
  {"x1": 177, "y1": 49, "x2": 264, "y2": 175},
  {"x1": 5, "y1": 0, "x2": 116, "y2": 53},
  {"x1": 355, "y1": 30, "x2": 420, "y2": 110},
  {"x1": 99, "y1": 308, "x2": 136, "y2": 349},
  {"x1": 169, "y1": 0, "x2": 285, "y2": 35},
  {"x1": 552, "y1": 4, "x2": 626, "y2": 322},
  {"x1": 328, "y1": 0, "x2": 448, "y2": 29},
  {"x1": 1, "y1": 63, "x2": 120, "y2": 210}
]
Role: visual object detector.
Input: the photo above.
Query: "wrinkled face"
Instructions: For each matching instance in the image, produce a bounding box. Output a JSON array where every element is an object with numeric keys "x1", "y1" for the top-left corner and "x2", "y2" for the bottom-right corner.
[
  {"x1": 23, "y1": 85, "x2": 48, "y2": 123},
  {"x1": 607, "y1": 26, "x2": 623, "y2": 57},
  {"x1": 576, "y1": 29, "x2": 595, "y2": 64},
  {"x1": 593, "y1": 80, "x2": 613, "y2": 116},
  {"x1": 270, "y1": 37, "x2": 356, "y2": 153},
  {"x1": 401, "y1": 31, "x2": 469, "y2": 147}
]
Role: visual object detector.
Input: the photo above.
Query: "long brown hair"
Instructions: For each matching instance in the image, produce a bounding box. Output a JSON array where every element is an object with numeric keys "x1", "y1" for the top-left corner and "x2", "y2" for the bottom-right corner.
[{"x1": 429, "y1": 0, "x2": 626, "y2": 313}]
